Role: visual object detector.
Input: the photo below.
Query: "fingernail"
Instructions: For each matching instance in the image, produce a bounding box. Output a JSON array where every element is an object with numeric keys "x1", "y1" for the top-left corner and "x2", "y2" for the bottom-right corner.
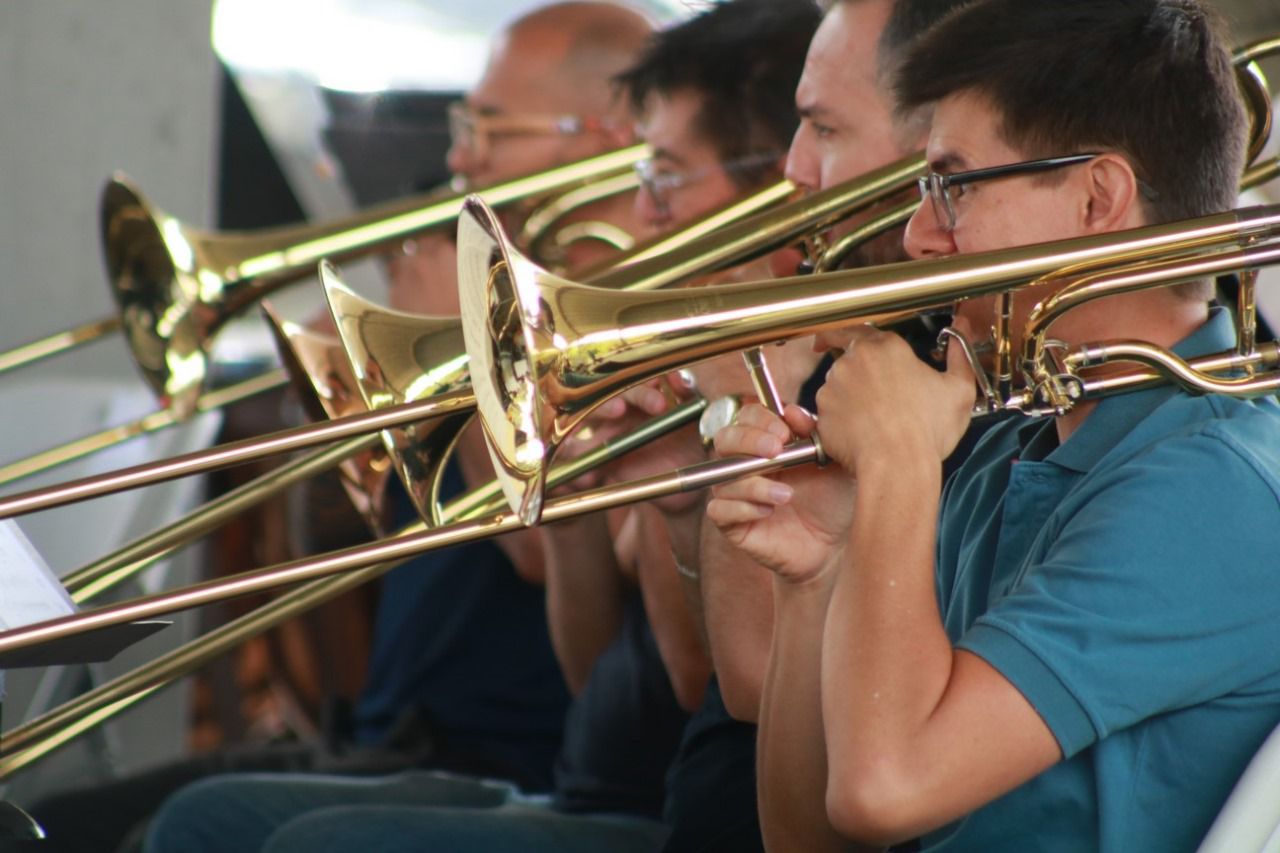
[{"x1": 769, "y1": 483, "x2": 793, "y2": 504}]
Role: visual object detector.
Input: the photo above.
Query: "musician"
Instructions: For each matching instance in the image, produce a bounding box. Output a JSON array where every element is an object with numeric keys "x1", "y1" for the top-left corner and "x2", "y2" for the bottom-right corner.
[
  {"x1": 348, "y1": 0, "x2": 652, "y2": 788},
  {"x1": 709, "y1": 1, "x2": 1279, "y2": 850},
  {"x1": 632, "y1": 2, "x2": 971, "y2": 850},
  {"x1": 141, "y1": 2, "x2": 821, "y2": 852}
]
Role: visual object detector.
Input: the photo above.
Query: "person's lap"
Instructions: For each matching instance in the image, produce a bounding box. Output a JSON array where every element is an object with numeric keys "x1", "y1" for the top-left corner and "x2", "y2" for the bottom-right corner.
[
  {"x1": 261, "y1": 801, "x2": 668, "y2": 853},
  {"x1": 144, "y1": 770, "x2": 513, "y2": 853}
]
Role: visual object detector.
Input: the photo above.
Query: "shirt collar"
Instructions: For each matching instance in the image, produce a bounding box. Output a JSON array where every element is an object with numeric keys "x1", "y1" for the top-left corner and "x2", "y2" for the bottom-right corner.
[{"x1": 1023, "y1": 306, "x2": 1236, "y2": 473}]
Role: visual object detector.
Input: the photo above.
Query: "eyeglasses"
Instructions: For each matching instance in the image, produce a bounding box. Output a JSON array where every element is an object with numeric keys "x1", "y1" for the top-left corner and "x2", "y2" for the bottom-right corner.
[
  {"x1": 634, "y1": 151, "x2": 782, "y2": 217},
  {"x1": 917, "y1": 153, "x2": 1101, "y2": 232},
  {"x1": 447, "y1": 101, "x2": 614, "y2": 162}
]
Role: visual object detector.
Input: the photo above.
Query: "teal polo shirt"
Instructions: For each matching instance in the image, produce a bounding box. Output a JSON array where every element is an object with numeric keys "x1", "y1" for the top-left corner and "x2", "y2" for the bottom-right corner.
[{"x1": 924, "y1": 308, "x2": 1280, "y2": 852}]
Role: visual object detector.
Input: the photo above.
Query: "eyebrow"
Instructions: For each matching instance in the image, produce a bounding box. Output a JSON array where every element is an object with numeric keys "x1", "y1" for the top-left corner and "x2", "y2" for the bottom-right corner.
[
  {"x1": 649, "y1": 147, "x2": 689, "y2": 168},
  {"x1": 796, "y1": 101, "x2": 831, "y2": 121}
]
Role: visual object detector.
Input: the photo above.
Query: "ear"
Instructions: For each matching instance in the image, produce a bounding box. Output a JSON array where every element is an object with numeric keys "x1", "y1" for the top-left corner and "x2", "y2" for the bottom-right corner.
[{"x1": 1081, "y1": 154, "x2": 1143, "y2": 232}]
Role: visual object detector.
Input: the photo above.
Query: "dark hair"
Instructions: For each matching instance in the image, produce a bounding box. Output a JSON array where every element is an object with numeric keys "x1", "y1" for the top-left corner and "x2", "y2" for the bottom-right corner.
[
  {"x1": 878, "y1": 0, "x2": 973, "y2": 75},
  {"x1": 895, "y1": 0, "x2": 1247, "y2": 225},
  {"x1": 614, "y1": 0, "x2": 822, "y2": 188}
]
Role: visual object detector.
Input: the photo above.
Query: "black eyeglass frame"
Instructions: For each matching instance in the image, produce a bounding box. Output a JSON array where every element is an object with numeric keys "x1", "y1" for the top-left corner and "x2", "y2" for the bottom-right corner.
[{"x1": 917, "y1": 153, "x2": 1102, "y2": 232}]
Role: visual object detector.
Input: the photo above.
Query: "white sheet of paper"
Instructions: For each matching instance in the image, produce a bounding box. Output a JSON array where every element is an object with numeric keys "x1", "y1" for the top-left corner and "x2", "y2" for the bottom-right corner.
[{"x1": 0, "y1": 518, "x2": 76, "y2": 631}]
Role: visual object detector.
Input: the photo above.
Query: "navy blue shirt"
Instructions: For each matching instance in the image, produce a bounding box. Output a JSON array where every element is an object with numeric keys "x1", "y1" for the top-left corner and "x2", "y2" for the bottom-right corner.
[
  {"x1": 354, "y1": 462, "x2": 570, "y2": 791},
  {"x1": 553, "y1": 592, "x2": 690, "y2": 817}
]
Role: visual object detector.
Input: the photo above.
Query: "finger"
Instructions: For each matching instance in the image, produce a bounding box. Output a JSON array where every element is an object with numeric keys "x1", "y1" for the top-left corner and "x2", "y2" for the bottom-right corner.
[
  {"x1": 670, "y1": 369, "x2": 697, "y2": 396},
  {"x1": 710, "y1": 474, "x2": 794, "y2": 507},
  {"x1": 713, "y1": 424, "x2": 785, "y2": 459},
  {"x1": 621, "y1": 381, "x2": 670, "y2": 416},
  {"x1": 814, "y1": 323, "x2": 879, "y2": 355},
  {"x1": 732, "y1": 403, "x2": 793, "y2": 441},
  {"x1": 782, "y1": 404, "x2": 817, "y2": 438},
  {"x1": 594, "y1": 396, "x2": 628, "y2": 420},
  {"x1": 706, "y1": 496, "x2": 774, "y2": 526}
]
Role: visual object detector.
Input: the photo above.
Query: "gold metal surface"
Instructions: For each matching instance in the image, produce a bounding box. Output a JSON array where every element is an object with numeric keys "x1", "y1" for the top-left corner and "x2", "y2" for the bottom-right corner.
[
  {"x1": 0, "y1": 146, "x2": 649, "y2": 489},
  {"x1": 0, "y1": 398, "x2": 706, "y2": 772},
  {"x1": 102, "y1": 144, "x2": 649, "y2": 417},
  {"x1": 263, "y1": 304, "x2": 393, "y2": 536},
  {"x1": 457, "y1": 197, "x2": 1280, "y2": 524},
  {"x1": 0, "y1": 369, "x2": 287, "y2": 488},
  {"x1": 0, "y1": 386, "x2": 474, "y2": 520},
  {"x1": 586, "y1": 153, "x2": 926, "y2": 291},
  {"x1": 322, "y1": 265, "x2": 474, "y2": 528}
]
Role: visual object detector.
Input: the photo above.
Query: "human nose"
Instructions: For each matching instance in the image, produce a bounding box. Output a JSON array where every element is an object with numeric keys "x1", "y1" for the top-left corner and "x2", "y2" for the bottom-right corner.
[
  {"x1": 903, "y1": 194, "x2": 956, "y2": 259},
  {"x1": 783, "y1": 125, "x2": 818, "y2": 192},
  {"x1": 633, "y1": 181, "x2": 670, "y2": 231},
  {"x1": 446, "y1": 134, "x2": 483, "y2": 185}
]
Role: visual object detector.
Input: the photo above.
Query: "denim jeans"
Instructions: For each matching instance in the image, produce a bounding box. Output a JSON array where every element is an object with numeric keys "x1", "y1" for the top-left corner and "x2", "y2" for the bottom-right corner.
[{"x1": 144, "y1": 769, "x2": 667, "y2": 853}]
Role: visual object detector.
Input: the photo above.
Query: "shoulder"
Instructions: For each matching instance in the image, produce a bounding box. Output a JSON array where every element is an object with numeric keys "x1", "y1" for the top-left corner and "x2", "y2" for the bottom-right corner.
[{"x1": 1104, "y1": 394, "x2": 1280, "y2": 505}]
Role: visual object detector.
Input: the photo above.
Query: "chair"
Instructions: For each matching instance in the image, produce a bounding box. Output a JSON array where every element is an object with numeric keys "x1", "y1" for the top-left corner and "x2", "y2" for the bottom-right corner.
[{"x1": 1197, "y1": 720, "x2": 1280, "y2": 853}]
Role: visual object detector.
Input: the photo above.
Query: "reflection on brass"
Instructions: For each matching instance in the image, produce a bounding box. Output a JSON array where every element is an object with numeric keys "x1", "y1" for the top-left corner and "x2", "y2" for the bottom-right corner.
[
  {"x1": 458, "y1": 197, "x2": 1280, "y2": 525},
  {"x1": 0, "y1": 145, "x2": 650, "y2": 487}
]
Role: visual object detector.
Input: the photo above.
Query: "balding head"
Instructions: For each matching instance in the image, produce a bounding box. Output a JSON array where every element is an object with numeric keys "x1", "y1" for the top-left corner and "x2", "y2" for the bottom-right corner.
[
  {"x1": 504, "y1": 2, "x2": 654, "y2": 118},
  {"x1": 449, "y1": 2, "x2": 652, "y2": 185}
]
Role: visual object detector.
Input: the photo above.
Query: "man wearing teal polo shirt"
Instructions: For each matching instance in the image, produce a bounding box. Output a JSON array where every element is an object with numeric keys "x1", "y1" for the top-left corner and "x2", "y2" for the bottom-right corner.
[{"x1": 707, "y1": 1, "x2": 1280, "y2": 851}]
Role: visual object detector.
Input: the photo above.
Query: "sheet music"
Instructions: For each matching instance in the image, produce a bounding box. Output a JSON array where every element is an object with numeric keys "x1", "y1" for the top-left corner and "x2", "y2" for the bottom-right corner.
[{"x1": 0, "y1": 518, "x2": 76, "y2": 631}]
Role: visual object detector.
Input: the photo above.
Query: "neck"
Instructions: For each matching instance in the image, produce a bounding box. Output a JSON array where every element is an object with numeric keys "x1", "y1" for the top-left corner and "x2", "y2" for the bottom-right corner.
[{"x1": 1052, "y1": 290, "x2": 1210, "y2": 444}]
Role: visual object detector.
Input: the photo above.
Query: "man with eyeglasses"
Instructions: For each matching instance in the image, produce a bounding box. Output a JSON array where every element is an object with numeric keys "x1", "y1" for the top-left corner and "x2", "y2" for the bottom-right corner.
[
  {"x1": 387, "y1": 1, "x2": 648, "y2": 318},
  {"x1": 710, "y1": 1, "x2": 1280, "y2": 850}
]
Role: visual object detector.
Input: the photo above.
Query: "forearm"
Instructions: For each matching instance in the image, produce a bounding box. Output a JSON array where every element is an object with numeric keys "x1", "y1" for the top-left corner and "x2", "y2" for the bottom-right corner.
[
  {"x1": 542, "y1": 513, "x2": 627, "y2": 695},
  {"x1": 822, "y1": 454, "x2": 953, "y2": 842},
  {"x1": 660, "y1": 496, "x2": 710, "y2": 653},
  {"x1": 758, "y1": 575, "x2": 858, "y2": 853},
  {"x1": 635, "y1": 504, "x2": 710, "y2": 712},
  {"x1": 700, "y1": 520, "x2": 775, "y2": 722}
]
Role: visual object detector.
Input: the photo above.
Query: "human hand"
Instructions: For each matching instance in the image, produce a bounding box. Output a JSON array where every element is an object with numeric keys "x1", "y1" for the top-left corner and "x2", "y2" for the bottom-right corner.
[
  {"x1": 706, "y1": 403, "x2": 855, "y2": 585},
  {"x1": 814, "y1": 318, "x2": 977, "y2": 478},
  {"x1": 552, "y1": 370, "x2": 700, "y2": 500}
]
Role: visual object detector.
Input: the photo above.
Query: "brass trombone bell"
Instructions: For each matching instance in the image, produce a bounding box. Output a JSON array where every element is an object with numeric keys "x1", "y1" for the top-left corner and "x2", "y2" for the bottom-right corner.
[
  {"x1": 456, "y1": 196, "x2": 1280, "y2": 525},
  {"x1": 320, "y1": 267, "x2": 475, "y2": 528},
  {"x1": 0, "y1": 172, "x2": 823, "y2": 523},
  {"x1": 102, "y1": 144, "x2": 649, "y2": 418},
  {"x1": 262, "y1": 303, "x2": 395, "y2": 537}
]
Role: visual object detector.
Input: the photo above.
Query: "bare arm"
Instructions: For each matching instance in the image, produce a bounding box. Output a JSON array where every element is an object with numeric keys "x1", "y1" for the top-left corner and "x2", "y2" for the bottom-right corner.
[
  {"x1": 633, "y1": 504, "x2": 710, "y2": 712},
  {"x1": 540, "y1": 508, "x2": 629, "y2": 696},
  {"x1": 821, "y1": 449, "x2": 1057, "y2": 844},
  {"x1": 711, "y1": 328, "x2": 1061, "y2": 846}
]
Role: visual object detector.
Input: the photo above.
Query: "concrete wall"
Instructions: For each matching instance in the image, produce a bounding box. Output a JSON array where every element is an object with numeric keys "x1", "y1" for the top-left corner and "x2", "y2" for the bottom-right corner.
[
  {"x1": 0, "y1": 2, "x2": 218, "y2": 388},
  {"x1": 0, "y1": 0, "x2": 218, "y2": 800}
]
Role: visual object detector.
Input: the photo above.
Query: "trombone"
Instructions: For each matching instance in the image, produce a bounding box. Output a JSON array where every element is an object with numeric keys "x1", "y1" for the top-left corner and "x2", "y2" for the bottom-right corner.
[
  {"x1": 0, "y1": 151, "x2": 928, "y2": 526},
  {"x1": 0, "y1": 145, "x2": 650, "y2": 487},
  {"x1": 3, "y1": 35, "x2": 1278, "y2": 777},
  {"x1": 3, "y1": 199, "x2": 1280, "y2": 662},
  {"x1": 454, "y1": 197, "x2": 1280, "y2": 524},
  {"x1": 3, "y1": 204, "x2": 1279, "y2": 780}
]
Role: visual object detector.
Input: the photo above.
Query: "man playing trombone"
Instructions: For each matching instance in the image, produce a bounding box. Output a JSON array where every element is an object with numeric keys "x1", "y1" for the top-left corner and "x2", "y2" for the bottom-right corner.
[{"x1": 710, "y1": 0, "x2": 1280, "y2": 850}]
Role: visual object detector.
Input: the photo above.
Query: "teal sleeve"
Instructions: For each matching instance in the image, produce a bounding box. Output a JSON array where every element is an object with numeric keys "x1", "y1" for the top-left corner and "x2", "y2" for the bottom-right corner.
[{"x1": 959, "y1": 426, "x2": 1280, "y2": 759}]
